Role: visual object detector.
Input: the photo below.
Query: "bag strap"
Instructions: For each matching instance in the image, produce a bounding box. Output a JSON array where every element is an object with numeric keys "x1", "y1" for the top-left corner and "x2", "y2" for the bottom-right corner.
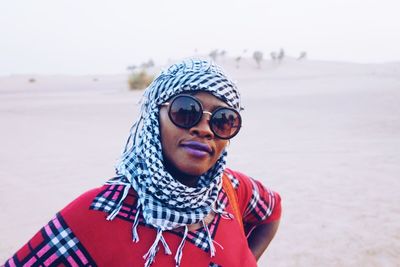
[{"x1": 222, "y1": 173, "x2": 244, "y2": 234}]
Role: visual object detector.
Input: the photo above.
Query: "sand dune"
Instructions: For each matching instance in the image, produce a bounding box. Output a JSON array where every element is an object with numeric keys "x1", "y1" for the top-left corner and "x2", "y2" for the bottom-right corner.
[{"x1": 1, "y1": 58, "x2": 399, "y2": 266}]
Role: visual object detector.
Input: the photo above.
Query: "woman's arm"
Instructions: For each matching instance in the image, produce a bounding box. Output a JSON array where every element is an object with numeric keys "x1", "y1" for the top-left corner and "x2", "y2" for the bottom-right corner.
[{"x1": 247, "y1": 220, "x2": 280, "y2": 261}]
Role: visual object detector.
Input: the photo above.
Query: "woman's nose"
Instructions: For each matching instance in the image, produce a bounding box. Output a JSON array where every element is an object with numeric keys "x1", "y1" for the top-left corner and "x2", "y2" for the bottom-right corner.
[{"x1": 189, "y1": 112, "x2": 214, "y2": 139}]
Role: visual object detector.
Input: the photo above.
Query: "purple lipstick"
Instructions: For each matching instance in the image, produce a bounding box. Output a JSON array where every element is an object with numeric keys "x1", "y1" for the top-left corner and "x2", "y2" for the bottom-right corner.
[{"x1": 181, "y1": 141, "x2": 212, "y2": 158}]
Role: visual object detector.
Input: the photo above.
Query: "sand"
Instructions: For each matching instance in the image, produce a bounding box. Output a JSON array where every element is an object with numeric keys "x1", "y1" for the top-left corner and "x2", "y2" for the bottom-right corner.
[{"x1": 1, "y1": 58, "x2": 399, "y2": 266}]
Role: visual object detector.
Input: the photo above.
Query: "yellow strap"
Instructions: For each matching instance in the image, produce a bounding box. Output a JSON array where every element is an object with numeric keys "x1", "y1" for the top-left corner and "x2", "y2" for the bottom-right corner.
[{"x1": 222, "y1": 173, "x2": 244, "y2": 234}]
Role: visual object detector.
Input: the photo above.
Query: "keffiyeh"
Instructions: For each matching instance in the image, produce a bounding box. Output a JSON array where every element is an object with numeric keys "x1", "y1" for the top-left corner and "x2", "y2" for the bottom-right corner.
[{"x1": 105, "y1": 59, "x2": 241, "y2": 267}]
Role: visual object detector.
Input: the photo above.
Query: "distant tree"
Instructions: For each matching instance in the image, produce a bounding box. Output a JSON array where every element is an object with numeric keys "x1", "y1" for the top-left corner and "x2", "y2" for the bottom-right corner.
[
  {"x1": 235, "y1": 56, "x2": 241, "y2": 69},
  {"x1": 28, "y1": 78, "x2": 36, "y2": 83},
  {"x1": 147, "y1": 59, "x2": 155, "y2": 68},
  {"x1": 127, "y1": 65, "x2": 137, "y2": 72},
  {"x1": 297, "y1": 51, "x2": 307, "y2": 61},
  {"x1": 219, "y1": 50, "x2": 227, "y2": 57},
  {"x1": 233, "y1": 49, "x2": 249, "y2": 69},
  {"x1": 277, "y1": 48, "x2": 285, "y2": 62},
  {"x1": 270, "y1": 52, "x2": 277, "y2": 61},
  {"x1": 253, "y1": 51, "x2": 263, "y2": 68},
  {"x1": 209, "y1": 49, "x2": 219, "y2": 61},
  {"x1": 140, "y1": 59, "x2": 155, "y2": 69}
]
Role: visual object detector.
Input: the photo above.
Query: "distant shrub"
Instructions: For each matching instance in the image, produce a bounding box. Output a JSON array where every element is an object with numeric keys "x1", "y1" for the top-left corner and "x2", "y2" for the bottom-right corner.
[
  {"x1": 28, "y1": 78, "x2": 36, "y2": 83},
  {"x1": 209, "y1": 49, "x2": 219, "y2": 61},
  {"x1": 128, "y1": 70, "x2": 154, "y2": 90},
  {"x1": 297, "y1": 51, "x2": 307, "y2": 61},
  {"x1": 270, "y1": 52, "x2": 277, "y2": 61},
  {"x1": 253, "y1": 51, "x2": 263, "y2": 68}
]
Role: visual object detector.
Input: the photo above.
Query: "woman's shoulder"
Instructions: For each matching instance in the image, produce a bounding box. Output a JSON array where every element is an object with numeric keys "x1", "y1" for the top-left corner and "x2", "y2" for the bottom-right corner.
[
  {"x1": 60, "y1": 185, "x2": 108, "y2": 214},
  {"x1": 61, "y1": 180, "x2": 138, "y2": 219},
  {"x1": 224, "y1": 168, "x2": 252, "y2": 187},
  {"x1": 4, "y1": 185, "x2": 111, "y2": 267},
  {"x1": 224, "y1": 167, "x2": 279, "y2": 194},
  {"x1": 224, "y1": 167, "x2": 270, "y2": 193}
]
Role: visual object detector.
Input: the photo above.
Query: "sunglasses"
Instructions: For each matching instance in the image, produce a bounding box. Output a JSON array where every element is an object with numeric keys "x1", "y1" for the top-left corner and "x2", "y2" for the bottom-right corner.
[{"x1": 161, "y1": 94, "x2": 241, "y2": 139}]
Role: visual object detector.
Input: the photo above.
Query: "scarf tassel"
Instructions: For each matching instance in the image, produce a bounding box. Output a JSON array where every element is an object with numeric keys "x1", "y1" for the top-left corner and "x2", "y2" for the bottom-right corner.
[
  {"x1": 132, "y1": 204, "x2": 141, "y2": 242},
  {"x1": 174, "y1": 225, "x2": 188, "y2": 267},
  {"x1": 143, "y1": 229, "x2": 172, "y2": 267},
  {"x1": 203, "y1": 219, "x2": 216, "y2": 257}
]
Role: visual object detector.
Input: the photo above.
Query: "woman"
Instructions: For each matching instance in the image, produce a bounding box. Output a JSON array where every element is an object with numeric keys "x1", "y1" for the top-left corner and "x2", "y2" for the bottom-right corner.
[{"x1": 5, "y1": 59, "x2": 281, "y2": 267}]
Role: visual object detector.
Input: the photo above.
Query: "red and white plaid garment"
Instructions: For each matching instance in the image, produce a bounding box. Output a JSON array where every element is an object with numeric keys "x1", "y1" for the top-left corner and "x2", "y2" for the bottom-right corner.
[{"x1": 5, "y1": 169, "x2": 281, "y2": 267}]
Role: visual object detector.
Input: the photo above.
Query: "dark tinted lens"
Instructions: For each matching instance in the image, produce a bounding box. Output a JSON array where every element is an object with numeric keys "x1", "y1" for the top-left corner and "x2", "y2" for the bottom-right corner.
[
  {"x1": 211, "y1": 108, "x2": 241, "y2": 139},
  {"x1": 169, "y1": 96, "x2": 202, "y2": 128}
]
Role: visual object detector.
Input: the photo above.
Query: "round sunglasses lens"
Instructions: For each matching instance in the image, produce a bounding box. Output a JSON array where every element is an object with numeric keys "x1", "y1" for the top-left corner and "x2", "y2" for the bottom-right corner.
[
  {"x1": 211, "y1": 108, "x2": 241, "y2": 138},
  {"x1": 169, "y1": 96, "x2": 202, "y2": 128}
]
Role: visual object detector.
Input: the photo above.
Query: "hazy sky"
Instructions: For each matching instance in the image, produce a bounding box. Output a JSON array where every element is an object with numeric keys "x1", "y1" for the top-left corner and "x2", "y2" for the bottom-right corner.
[{"x1": 1, "y1": 0, "x2": 399, "y2": 75}]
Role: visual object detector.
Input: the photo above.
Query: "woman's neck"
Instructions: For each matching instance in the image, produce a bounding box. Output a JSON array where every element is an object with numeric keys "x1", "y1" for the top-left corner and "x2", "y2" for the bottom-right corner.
[{"x1": 164, "y1": 160, "x2": 199, "y2": 187}]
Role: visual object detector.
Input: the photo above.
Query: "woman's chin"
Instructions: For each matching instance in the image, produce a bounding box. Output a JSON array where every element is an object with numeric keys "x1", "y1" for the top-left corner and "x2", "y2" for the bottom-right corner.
[
  {"x1": 166, "y1": 165, "x2": 210, "y2": 186},
  {"x1": 177, "y1": 164, "x2": 210, "y2": 177}
]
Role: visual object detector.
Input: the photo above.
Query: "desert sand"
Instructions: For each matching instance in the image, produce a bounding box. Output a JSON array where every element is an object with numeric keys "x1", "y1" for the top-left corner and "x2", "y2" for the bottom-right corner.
[{"x1": 1, "y1": 58, "x2": 399, "y2": 266}]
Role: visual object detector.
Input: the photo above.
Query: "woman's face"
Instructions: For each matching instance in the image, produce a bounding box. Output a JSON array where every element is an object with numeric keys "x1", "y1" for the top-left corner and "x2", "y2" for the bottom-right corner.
[{"x1": 159, "y1": 92, "x2": 230, "y2": 180}]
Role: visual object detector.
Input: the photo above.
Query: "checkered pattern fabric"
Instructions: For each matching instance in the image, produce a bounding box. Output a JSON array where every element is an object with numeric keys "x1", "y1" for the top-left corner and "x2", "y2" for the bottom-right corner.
[
  {"x1": 90, "y1": 178, "x2": 140, "y2": 222},
  {"x1": 90, "y1": 176, "x2": 129, "y2": 209},
  {"x1": 5, "y1": 213, "x2": 95, "y2": 267},
  {"x1": 224, "y1": 168, "x2": 281, "y2": 230}
]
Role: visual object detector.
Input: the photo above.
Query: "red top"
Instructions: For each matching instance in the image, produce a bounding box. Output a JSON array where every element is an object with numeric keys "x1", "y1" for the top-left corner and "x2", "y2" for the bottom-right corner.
[{"x1": 5, "y1": 169, "x2": 281, "y2": 267}]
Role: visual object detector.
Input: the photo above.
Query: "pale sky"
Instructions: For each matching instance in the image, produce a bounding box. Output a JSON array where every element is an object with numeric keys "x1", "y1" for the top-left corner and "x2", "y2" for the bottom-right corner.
[{"x1": 1, "y1": 0, "x2": 399, "y2": 75}]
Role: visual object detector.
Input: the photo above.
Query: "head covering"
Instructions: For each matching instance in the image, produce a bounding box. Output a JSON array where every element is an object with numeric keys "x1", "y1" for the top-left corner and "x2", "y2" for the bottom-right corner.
[{"x1": 106, "y1": 59, "x2": 241, "y2": 267}]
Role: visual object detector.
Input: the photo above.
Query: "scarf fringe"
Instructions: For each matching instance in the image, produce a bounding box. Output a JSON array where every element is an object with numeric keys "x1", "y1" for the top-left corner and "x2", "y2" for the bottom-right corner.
[
  {"x1": 160, "y1": 235, "x2": 172, "y2": 255},
  {"x1": 143, "y1": 228, "x2": 171, "y2": 267},
  {"x1": 103, "y1": 182, "x2": 228, "y2": 266},
  {"x1": 212, "y1": 239, "x2": 224, "y2": 251},
  {"x1": 143, "y1": 229, "x2": 162, "y2": 267},
  {"x1": 203, "y1": 219, "x2": 216, "y2": 257},
  {"x1": 174, "y1": 225, "x2": 188, "y2": 267},
  {"x1": 132, "y1": 204, "x2": 141, "y2": 242}
]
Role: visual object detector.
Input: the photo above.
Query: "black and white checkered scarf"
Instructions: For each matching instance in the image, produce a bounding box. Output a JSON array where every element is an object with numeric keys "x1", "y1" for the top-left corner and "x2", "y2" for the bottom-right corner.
[{"x1": 106, "y1": 59, "x2": 241, "y2": 267}]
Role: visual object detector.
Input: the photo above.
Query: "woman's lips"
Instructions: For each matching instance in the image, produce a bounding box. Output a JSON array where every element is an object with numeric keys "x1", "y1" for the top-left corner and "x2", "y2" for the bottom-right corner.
[{"x1": 181, "y1": 141, "x2": 212, "y2": 157}]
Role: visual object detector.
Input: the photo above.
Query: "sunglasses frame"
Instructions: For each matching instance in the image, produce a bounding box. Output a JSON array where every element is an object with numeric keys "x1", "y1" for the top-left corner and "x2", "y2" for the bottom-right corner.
[{"x1": 161, "y1": 94, "x2": 242, "y2": 140}]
